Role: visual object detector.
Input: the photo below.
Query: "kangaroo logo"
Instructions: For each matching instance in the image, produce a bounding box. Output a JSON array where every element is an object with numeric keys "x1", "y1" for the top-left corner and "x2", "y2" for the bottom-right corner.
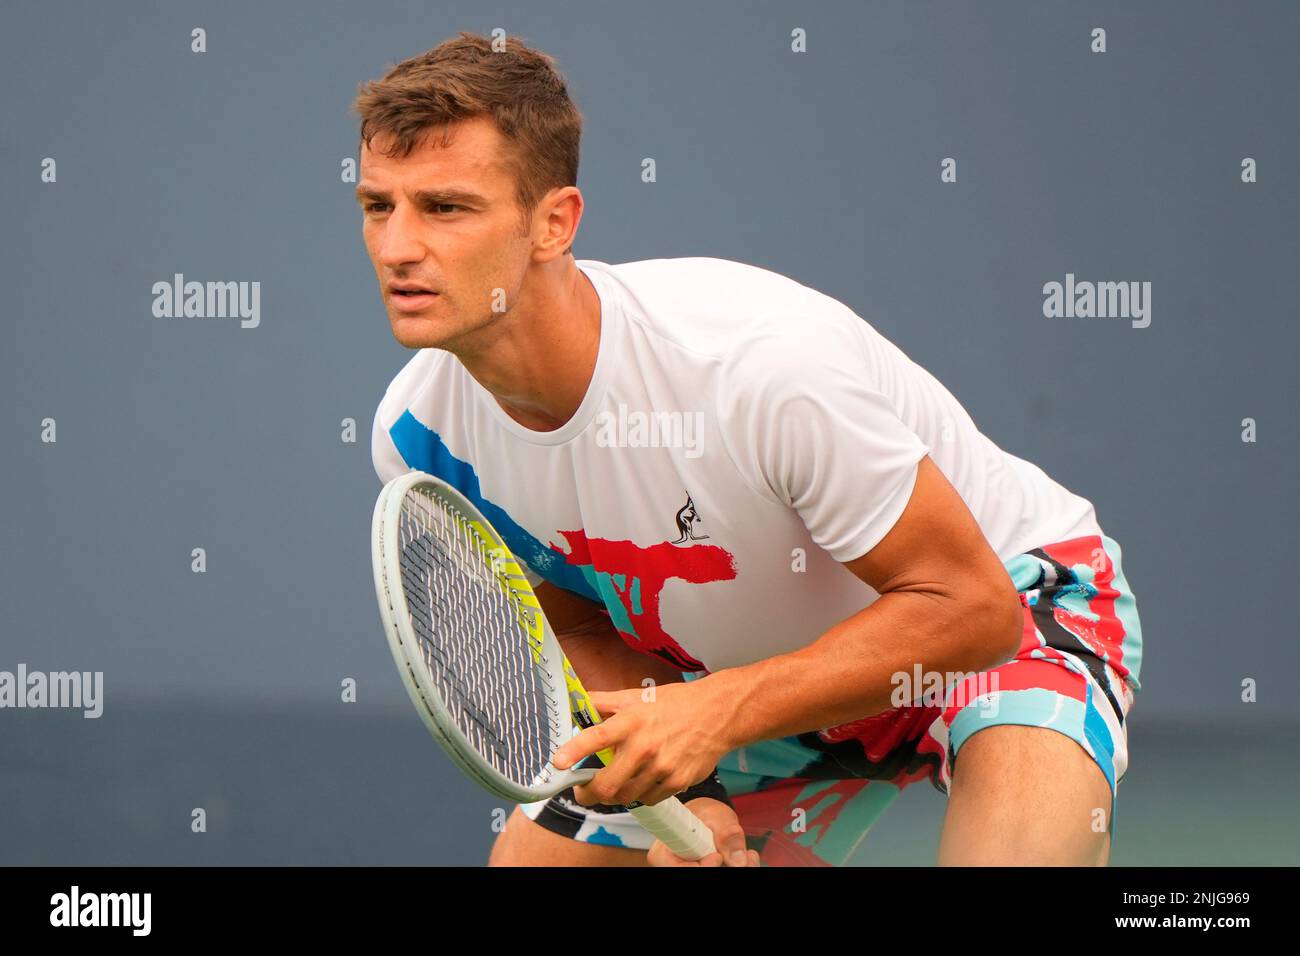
[{"x1": 672, "y1": 493, "x2": 709, "y2": 543}]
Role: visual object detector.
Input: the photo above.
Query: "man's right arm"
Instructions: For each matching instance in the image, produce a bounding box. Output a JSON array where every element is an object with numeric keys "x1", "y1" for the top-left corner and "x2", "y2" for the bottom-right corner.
[
  {"x1": 533, "y1": 582, "x2": 754, "y2": 867},
  {"x1": 532, "y1": 582, "x2": 684, "y2": 693}
]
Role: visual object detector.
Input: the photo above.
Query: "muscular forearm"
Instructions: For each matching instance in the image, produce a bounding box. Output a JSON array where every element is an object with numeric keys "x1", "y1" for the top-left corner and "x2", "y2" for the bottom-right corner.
[
  {"x1": 558, "y1": 618, "x2": 687, "y2": 694},
  {"x1": 703, "y1": 586, "x2": 1022, "y2": 750}
]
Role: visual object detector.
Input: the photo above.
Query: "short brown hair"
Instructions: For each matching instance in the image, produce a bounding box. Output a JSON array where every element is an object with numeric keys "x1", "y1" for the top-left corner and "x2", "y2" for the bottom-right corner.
[{"x1": 352, "y1": 32, "x2": 583, "y2": 230}]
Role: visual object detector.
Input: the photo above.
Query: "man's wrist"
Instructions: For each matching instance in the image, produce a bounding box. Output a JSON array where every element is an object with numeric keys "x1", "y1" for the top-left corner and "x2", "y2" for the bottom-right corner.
[
  {"x1": 695, "y1": 658, "x2": 783, "y2": 751},
  {"x1": 678, "y1": 767, "x2": 732, "y2": 809}
]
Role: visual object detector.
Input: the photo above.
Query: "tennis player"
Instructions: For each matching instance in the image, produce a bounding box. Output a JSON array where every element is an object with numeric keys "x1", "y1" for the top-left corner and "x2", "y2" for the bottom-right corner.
[{"x1": 359, "y1": 33, "x2": 1143, "y2": 867}]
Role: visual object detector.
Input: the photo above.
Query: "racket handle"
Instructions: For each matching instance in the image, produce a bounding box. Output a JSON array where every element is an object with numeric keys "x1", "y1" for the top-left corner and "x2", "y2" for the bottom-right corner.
[{"x1": 630, "y1": 797, "x2": 717, "y2": 861}]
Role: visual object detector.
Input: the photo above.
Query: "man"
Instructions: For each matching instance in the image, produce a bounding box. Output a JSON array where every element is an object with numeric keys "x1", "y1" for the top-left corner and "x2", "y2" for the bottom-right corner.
[{"x1": 358, "y1": 33, "x2": 1143, "y2": 867}]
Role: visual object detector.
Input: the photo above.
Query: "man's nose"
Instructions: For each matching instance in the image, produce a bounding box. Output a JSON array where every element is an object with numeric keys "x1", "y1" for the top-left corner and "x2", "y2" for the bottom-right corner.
[{"x1": 376, "y1": 204, "x2": 427, "y2": 267}]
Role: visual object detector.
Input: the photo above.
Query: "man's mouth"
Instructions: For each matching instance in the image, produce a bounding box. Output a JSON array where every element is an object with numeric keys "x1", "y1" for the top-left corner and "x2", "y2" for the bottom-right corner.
[{"x1": 388, "y1": 286, "x2": 440, "y2": 312}]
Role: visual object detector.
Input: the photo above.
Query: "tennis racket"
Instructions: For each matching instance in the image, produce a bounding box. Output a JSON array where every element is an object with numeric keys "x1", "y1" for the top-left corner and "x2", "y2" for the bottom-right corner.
[{"x1": 371, "y1": 470, "x2": 716, "y2": 860}]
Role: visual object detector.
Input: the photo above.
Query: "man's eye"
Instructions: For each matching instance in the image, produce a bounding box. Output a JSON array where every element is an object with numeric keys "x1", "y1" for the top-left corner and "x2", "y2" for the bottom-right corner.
[
  {"x1": 365, "y1": 203, "x2": 390, "y2": 214},
  {"x1": 433, "y1": 204, "x2": 461, "y2": 214}
]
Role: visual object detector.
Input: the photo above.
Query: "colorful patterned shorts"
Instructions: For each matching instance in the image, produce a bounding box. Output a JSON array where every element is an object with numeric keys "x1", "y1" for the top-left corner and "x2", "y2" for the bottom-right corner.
[{"x1": 521, "y1": 533, "x2": 1143, "y2": 865}]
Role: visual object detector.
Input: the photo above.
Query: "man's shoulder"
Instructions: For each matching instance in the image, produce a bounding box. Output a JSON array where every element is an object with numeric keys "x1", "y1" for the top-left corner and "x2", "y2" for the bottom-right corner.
[
  {"x1": 591, "y1": 255, "x2": 818, "y2": 303},
  {"x1": 586, "y1": 256, "x2": 862, "y2": 360},
  {"x1": 374, "y1": 347, "x2": 454, "y2": 424}
]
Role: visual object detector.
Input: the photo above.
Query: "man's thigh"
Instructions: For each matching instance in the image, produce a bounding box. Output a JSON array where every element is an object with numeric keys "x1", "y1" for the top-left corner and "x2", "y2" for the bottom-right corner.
[
  {"x1": 938, "y1": 724, "x2": 1112, "y2": 866},
  {"x1": 489, "y1": 806, "x2": 650, "y2": 867}
]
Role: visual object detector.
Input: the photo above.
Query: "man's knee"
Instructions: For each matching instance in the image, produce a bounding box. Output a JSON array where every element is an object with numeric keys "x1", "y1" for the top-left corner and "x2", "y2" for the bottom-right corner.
[
  {"x1": 939, "y1": 725, "x2": 1113, "y2": 866},
  {"x1": 489, "y1": 807, "x2": 649, "y2": 867}
]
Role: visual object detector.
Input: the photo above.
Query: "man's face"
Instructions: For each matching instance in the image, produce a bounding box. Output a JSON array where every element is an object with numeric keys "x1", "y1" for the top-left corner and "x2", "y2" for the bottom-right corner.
[{"x1": 357, "y1": 116, "x2": 534, "y2": 350}]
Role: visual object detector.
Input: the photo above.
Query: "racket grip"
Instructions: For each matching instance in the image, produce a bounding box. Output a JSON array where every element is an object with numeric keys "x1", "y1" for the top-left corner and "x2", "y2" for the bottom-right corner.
[{"x1": 630, "y1": 797, "x2": 717, "y2": 861}]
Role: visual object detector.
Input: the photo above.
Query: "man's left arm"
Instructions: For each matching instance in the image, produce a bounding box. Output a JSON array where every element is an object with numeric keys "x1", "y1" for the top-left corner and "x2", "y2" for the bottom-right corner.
[
  {"x1": 704, "y1": 453, "x2": 1022, "y2": 745},
  {"x1": 553, "y1": 454, "x2": 1023, "y2": 807}
]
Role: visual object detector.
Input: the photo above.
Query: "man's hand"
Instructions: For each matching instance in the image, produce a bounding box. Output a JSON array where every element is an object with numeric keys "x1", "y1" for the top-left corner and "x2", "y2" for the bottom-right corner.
[
  {"x1": 647, "y1": 798, "x2": 760, "y2": 867},
  {"x1": 550, "y1": 680, "x2": 736, "y2": 808}
]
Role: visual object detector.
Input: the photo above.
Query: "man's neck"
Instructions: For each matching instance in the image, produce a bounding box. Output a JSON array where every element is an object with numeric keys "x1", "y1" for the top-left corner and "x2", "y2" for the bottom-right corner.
[{"x1": 456, "y1": 259, "x2": 601, "y2": 432}]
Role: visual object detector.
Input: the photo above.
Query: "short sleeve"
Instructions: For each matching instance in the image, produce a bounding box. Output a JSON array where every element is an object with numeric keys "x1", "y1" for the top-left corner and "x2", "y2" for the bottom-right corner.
[
  {"x1": 371, "y1": 349, "x2": 446, "y2": 486},
  {"x1": 371, "y1": 366, "x2": 545, "y2": 589},
  {"x1": 717, "y1": 329, "x2": 929, "y2": 563},
  {"x1": 371, "y1": 398, "x2": 410, "y2": 485}
]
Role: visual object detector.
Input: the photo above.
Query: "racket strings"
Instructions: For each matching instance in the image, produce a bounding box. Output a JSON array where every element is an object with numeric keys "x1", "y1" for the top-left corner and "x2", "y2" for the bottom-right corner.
[{"x1": 394, "y1": 488, "x2": 560, "y2": 786}]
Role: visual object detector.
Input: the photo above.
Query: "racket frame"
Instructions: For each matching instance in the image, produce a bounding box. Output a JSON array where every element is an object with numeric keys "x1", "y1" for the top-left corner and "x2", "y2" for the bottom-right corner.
[{"x1": 372, "y1": 470, "x2": 716, "y2": 860}]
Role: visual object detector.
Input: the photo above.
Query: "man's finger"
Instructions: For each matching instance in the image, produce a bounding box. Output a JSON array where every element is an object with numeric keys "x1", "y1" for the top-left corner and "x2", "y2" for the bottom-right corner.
[
  {"x1": 551, "y1": 720, "x2": 621, "y2": 770},
  {"x1": 610, "y1": 766, "x2": 673, "y2": 808},
  {"x1": 585, "y1": 690, "x2": 629, "y2": 716},
  {"x1": 719, "y1": 828, "x2": 750, "y2": 868},
  {"x1": 648, "y1": 842, "x2": 721, "y2": 868},
  {"x1": 571, "y1": 751, "x2": 654, "y2": 806},
  {"x1": 704, "y1": 812, "x2": 751, "y2": 867}
]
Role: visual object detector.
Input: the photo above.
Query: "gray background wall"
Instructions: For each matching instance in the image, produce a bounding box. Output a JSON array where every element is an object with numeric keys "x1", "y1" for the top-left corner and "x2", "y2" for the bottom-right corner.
[{"x1": 2, "y1": 1, "x2": 1296, "y2": 864}]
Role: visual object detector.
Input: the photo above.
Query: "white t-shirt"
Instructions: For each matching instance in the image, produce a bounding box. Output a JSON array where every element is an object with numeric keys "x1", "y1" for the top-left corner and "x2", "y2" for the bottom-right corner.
[{"x1": 372, "y1": 257, "x2": 1102, "y2": 674}]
